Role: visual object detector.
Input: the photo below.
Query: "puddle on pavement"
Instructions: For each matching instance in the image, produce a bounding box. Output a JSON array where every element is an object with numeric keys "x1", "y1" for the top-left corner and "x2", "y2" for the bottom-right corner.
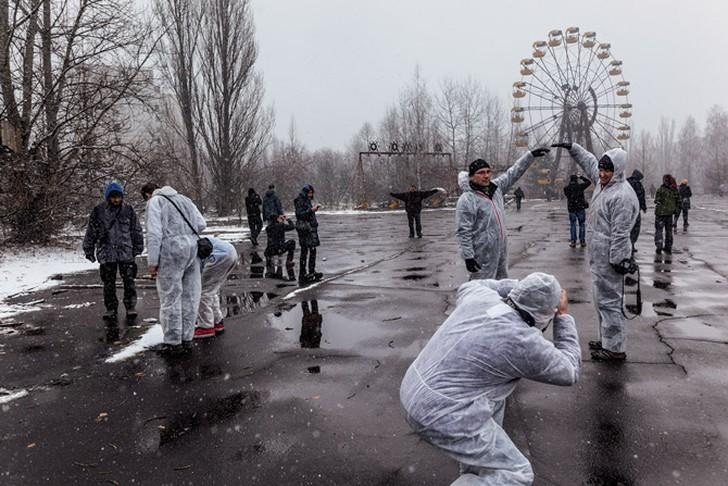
[
  {"x1": 397, "y1": 267, "x2": 427, "y2": 272},
  {"x1": 225, "y1": 292, "x2": 278, "y2": 316},
  {"x1": 402, "y1": 274, "x2": 430, "y2": 281},
  {"x1": 270, "y1": 299, "x2": 383, "y2": 350},
  {"x1": 144, "y1": 391, "x2": 261, "y2": 448}
]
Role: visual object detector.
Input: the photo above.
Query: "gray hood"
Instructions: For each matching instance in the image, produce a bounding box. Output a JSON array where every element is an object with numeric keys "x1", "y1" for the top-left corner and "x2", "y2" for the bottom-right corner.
[{"x1": 153, "y1": 186, "x2": 178, "y2": 197}]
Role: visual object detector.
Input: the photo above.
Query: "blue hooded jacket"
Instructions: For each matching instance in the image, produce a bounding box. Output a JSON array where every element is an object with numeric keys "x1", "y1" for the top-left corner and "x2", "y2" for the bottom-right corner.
[{"x1": 104, "y1": 181, "x2": 124, "y2": 199}]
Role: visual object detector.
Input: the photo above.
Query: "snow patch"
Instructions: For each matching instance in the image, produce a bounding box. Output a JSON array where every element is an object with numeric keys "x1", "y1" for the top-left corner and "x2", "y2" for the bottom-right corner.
[
  {"x1": 105, "y1": 324, "x2": 163, "y2": 363},
  {"x1": 0, "y1": 246, "x2": 97, "y2": 318},
  {"x1": 0, "y1": 388, "x2": 29, "y2": 405},
  {"x1": 63, "y1": 302, "x2": 94, "y2": 309}
]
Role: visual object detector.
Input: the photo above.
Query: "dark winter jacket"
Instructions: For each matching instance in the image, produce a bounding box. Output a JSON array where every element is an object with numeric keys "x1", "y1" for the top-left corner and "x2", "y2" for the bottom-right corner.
[
  {"x1": 627, "y1": 170, "x2": 647, "y2": 212},
  {"x1": 513, "y1": 187, "x2": 525, "y2": 201},
  {"x1": 655, "y1": 185, "x2": 680, "y2": 217},
  {"x1": 678, "y1": 183, "x2": 692, "y2": 209},
  {"x1": 245, "y1": 192, "x2": 262, "y2": 217},
  {"x1": 265, "y1": 219, "x2": 295, "y2": 257},
  {"x1": 563, "y1": 176, "x2": 591, "y2": 212},
  {"x1": 294, "y1": 186, "x2": 320, "y2": 248},
  {"x1": 262, "y1": 190, "x2": 283, "y2": 221},
  {"x1": 83, "y1": 202, "x2": 143, "y2": 264},
  {"x1": 389, "y1": 189, "x2": 439, "y2": 213}
]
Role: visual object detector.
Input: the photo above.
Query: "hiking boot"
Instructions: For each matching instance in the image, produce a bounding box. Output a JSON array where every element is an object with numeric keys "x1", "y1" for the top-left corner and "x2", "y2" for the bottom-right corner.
[
  {"x1": 103, "y1": 309, "x2": 118, "y2": 321},
  {"x1": 214, "y1": 321, "x2": 225, "y2": 335},
  {"x1": 153, "y1": 343, "x2": 186, "y2": 357},
  {"x1": 569, "y1": 240, "x2": 576, "y2": 248},
  {"x1": 580, "y1": 241, "x2": 587, "y2": 248},
  {"x1": 591, "y1": 348, "x2": 626, "y2": 362},
  {"x1": 664, "y1": 247, "x2": 672, "y2": 255},
  {"x1": 126, "y1": 307, "x2": 138, "y2": 319},
  {"x1": 588, "y1": 340, "x2": 602, "y2": 351},
  {"x1": 193, "y1": 327, "x2": 216, "y2": 339},
  {"x1": 655, "y1": 246, "x2": 663, "y2": 254},
  {"x1": 181, "y1": 340, "x2": 194, "y2": 351},
  {"x1": 312, "y1": 271, "x2": 323, "y2": 280}
]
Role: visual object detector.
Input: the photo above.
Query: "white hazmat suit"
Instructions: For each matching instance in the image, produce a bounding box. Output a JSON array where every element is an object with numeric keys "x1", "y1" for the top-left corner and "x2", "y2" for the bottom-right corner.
[
  {"x1": 455, "y1": 152, "x2": 536, "y2": 279},
  {"x1": 197, "y1": 237, "x2": 238, "y2": 329},
  {"x1": 565, "y1": 144, "x2": 638, "y2": 353},
  {"x1": 400, "y1": 274, "x2": 581, "y2": 485},
  {"x1": 145, "y1": 186, "x2": 206, "y2": 345}
]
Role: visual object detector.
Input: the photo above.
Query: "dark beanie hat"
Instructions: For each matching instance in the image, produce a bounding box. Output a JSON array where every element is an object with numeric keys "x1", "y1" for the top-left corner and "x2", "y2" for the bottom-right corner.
[
  {"x1": 469, "y1": 159, "x2": 490, "y2": 176},
  {"x1": 598, "y1": 154, "x2": 614, "y2": 172},
  {"x1": 570, "y1": 174, "x2": 578, "y2": 183}
]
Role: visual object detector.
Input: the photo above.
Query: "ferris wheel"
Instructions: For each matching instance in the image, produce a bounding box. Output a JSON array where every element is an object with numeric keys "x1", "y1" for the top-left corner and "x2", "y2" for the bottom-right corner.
[{"x1": 511, "y1": 27, "x2": 632, "y2": 177}]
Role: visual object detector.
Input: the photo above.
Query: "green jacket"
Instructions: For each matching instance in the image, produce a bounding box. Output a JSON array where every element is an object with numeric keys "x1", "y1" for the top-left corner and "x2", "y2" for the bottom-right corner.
[{"x1": 654, "y1": 185, "x2": 680, "y2": 217}]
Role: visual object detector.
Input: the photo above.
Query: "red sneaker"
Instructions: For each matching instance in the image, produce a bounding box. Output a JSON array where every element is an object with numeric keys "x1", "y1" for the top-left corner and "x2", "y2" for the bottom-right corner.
[
  {"x1": 214, "y1": 321, "x2": 225, "y2": 335},
  {"x1": 193, "y1": 327, "x2": 215, "y2": 339}
]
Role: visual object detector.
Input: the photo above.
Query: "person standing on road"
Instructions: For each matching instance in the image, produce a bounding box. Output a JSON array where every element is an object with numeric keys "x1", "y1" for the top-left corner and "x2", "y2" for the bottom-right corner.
[
  {"x1": 245, "y1": 188, "x2": 263, "y2": 246},
  {"x1": 654, "y1": 174, "x2": 680, "y2": 254},
  {"x1": 83, "y1": 181, "x2": 144, "y2": 321},
  {"x1": 389, "y1": 185, "x2": 439, "y2": 238},
  {"x1": 553, "y1": 142, "x2": 639, "y2": 362},
  {"x1": 400, "y1": 274, "x2": 580, "y2": 486},
  {"x1": 141, "y1": 183, "x2": 206, "y2": 355},
  {"x1": 649, "y1": 183, "x2": 656, "y2": 199},
  {"x1": 295, "y1": 183, "x2": 322, "y2": 284},
  {"x1": 563, "y1": 174, "x2": 591, "y2": 248},
  {"x1": 675, "y1": 179, "x2": 692, "y2": 232},
  {"x1": 626, "y1": 169, "x2": 647, "y2": 252},
  {"x1": 262, "y1": 184, "x2": 283, "y2": 222},
  {"x1": 513, "y1": 186, "x2": 525, "y2": 212},
  {"x1": 264, "y1": 214, "x2": 297, "y2": 279},
  {"x1": 455, "y1": 148, "x2": 550, "y2": 279},
  {"x1": 194, "y1": 237, "x2": 238, "y2": 339}
]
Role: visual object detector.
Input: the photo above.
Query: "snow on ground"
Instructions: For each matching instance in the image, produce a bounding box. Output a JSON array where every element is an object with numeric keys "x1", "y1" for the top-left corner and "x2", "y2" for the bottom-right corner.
[
  {"x1": 0, "y1": 387, "x2": 29, "y2": 405},
  {"x1": 0, "y1": 246, "x2": 97, "y2": 319},
  {"x1": 105, "y1": 324, "x2": 163, "y2": 363}
]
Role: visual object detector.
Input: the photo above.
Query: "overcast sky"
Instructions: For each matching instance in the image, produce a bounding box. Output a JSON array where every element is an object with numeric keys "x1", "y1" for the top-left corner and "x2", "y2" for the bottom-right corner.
[
  {"x1": 139, "y1": 0, "x2": 726, "y2": 151},
  {"x1": 247, "y1": 0, "x2": 728, "y2": 151}
]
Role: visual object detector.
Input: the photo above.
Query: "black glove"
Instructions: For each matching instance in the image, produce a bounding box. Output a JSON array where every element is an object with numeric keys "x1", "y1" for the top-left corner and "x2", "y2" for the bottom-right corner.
[
  {"x1": 530, "y1": 147, "x2": 550, "y2": 157},
  {"x1": 612, "y1": 258, "x2": 637, "y2": 275},
  {"x1": 465, "y1": 258, "x2": 481, "y2": 273},
  {"x1": 551, "y1": 142, "x2": 572, "y2": 150},
  {"x1": 85, "y1": 253, "x2": 96, "y2": 263}
]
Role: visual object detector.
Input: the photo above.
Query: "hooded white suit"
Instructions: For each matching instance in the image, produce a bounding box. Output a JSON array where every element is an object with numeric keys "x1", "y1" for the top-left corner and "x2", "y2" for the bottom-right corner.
[
  {"x1": 145, "y1": 186, "x2": 206, "y2": 345},
  {"x1": 566, "y1": 143, "x2": 639, "y2": 353},
  {"x1": 400, "y1": 275, "x2": 581, "y2": 485},
  {"x1": 455, "y1": 152, "x2": 536, "y2": 279}
]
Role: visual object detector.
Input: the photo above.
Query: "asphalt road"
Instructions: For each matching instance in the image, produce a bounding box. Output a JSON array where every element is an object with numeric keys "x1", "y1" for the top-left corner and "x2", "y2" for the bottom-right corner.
[{"x1": 1, "y1": 196, "x2": 727, "y2": 485}]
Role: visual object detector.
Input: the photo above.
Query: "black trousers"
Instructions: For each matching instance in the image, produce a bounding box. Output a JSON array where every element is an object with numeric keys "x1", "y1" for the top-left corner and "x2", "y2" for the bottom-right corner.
[
  {"x1": 516, "y1": 198, "x2": 522, "y2": 211},
  {"x1": 630, "y1": 214, "x2": 642, "y2": 245},
  {"x1": 654, "y1": 215, "x2": 674, "y2": 251},
  {"x1": 100, "y1": 261, "x2": 137, "y2": 312},
  {"x1": 266, "y1": 240, "x2": 296, "y2": 263},
  {"x1": 674, "y1": 208, "x2": 688, "y2": 228},
  {"x1": 249, "y1": 214, "x2": 263, "y2": 243},
  {"x1": 300, "y1": 245, "x2": 317, "y2": 275},
  {"x1": 407, "y1": 211, "x2": 422, "y2": 237}
]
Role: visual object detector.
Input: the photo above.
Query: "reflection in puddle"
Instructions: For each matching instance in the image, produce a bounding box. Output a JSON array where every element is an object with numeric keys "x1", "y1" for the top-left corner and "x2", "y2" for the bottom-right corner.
[
  {"x1": 300, "y1": 300, "x2": 323, "y2": 348},
  {"x1": 270, "y1": 299, "x2": 382, "y2": 349},
  {"x1": 653, "y1": 280, "x2": 671, "y2": 290},
  {"x1": 306, "y1": 365, "x2": 321, "y2": 374},
  {"x1": 225, "y1": 292, "x2": 278, "y2": 316}
]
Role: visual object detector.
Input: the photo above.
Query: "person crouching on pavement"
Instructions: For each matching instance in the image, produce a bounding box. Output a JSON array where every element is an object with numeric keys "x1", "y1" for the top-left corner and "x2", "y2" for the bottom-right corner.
[
  {"x1": 141, "y1": 183, "x2": 206, "y2": 355},
  {"x1": 194, "y1": 236, "x2": 238, "y2": 339},
  {"x1": 83, "y1": 181, "x2": 144, "y2": 321},
  {"x1": 264, "y1": 214, "x2": 296, "y2": 280},
  {"x1": 400, "y1": 273, "x2": 580, "y2": 485},
  {"x1": 294, "y1": 183, "x2": 322, "y2": 284},
  {"x1": 553, "y1": 142, "x2": 639, "y2": 362}
]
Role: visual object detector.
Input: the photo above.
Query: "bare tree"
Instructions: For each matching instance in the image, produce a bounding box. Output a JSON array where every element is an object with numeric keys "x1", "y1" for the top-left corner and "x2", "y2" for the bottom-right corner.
[
  {"x1": 703, "y1": 105, "x2": 728, "y2": 194},
  {"x1": 153, "y1": 0, "x2": 205, "y2": 207},
  {"x1": 655, "y1": 116, "x2": 676, "y2": 175},
  {"x1": 0, "y1": 0, "x2": 158, "y2": 242},
  {"x1": 676, "y1": 116, "x2": 701, "y2": 188},
  {"x1": 197, "y1": 0, "x2": 273, "y2": 216}
]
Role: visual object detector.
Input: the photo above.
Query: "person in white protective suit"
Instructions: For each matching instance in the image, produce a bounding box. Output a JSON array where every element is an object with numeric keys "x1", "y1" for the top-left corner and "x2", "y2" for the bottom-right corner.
[
  {"x1": 456, "y1": 148, "x2": 550, "y2": 280},
  {"x1": 552, "y1": 142, "x2": 639, "y2": 362},
  {"x1": 400, "y1": 273, "x2": 581, "y2": 485},
  {"x1": 141, "y1": 183, "x2": 206, "y2": 354},
  {"x1": 194, "y1": 237, "x2": 238, "y2": 339}
]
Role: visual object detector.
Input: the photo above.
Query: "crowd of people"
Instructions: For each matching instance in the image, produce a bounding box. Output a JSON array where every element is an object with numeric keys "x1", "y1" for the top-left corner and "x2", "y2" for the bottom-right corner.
[
  {"x1": 82, "y1": 181, "x2": 325, "y2": 355},
  {"x1": 81, "y1": 142, "x2": 697, "y2": 484}
]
